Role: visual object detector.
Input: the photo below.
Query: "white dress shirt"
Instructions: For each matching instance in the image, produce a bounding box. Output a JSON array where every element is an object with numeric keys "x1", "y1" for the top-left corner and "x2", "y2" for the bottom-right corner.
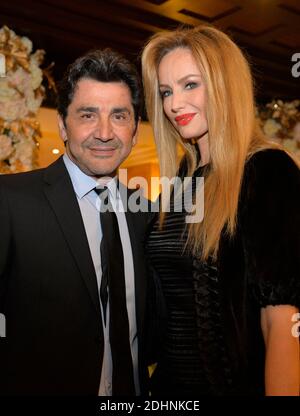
[{"x1": 63, "y1": 154, "x2": 140, "y2": 395}]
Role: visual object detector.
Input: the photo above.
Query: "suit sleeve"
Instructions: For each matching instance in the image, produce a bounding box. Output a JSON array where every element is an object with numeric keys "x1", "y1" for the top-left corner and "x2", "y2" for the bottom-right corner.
[{"x1": 240, "y1": 150, "x2": 300, "y2": 308}]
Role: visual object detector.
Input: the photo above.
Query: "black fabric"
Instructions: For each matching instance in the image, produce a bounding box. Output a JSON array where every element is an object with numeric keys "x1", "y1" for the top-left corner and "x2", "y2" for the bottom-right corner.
[
  {"x1": 95, "y1": 187, "x2": 135, "y2": 396},
  {"x1": 147, "y1": 168, "x2": 233, "y2": 396},
  {"x1": 0, "y1": 157, "x2": 151, "y2": 396},
  {"x1": 147, "y1": 149, "x2": 300, "y2": 396}
]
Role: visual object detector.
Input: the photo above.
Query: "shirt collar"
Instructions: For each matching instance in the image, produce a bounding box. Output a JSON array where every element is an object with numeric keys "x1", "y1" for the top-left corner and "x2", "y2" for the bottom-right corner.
[
  {"x1": 95, "y1": 175, "x2": 118, "y2": 201},
  {"x1": 63, "y1": 153, "x2": 118, "y2": 200}
]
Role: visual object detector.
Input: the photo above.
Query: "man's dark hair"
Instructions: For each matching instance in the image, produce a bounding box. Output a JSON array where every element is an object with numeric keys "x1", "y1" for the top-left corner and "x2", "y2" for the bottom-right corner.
[{"x1": 57, "y1": 48, "x2": 142, "y2": 125}]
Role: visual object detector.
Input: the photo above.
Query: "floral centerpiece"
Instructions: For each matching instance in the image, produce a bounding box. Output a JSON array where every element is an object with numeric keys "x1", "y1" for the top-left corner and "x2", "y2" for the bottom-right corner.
[
  {"x1": 0, "y1": 25, "x2": 48, "y2": 173},
  {"x1": 258, "y1": 99, "x2": 300, "y2": 160}
]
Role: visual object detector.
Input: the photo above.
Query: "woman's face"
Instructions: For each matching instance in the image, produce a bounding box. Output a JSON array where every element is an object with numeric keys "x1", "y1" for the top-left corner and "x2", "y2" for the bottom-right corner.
[{"x1": 158, "y1": 47, "x2": 208, "y2": 141}]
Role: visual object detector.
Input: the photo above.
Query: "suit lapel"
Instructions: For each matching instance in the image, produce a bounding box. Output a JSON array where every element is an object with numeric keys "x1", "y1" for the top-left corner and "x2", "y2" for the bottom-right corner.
[{"x1": 43, "y1": 157, "x2": 101, "y2": 316}]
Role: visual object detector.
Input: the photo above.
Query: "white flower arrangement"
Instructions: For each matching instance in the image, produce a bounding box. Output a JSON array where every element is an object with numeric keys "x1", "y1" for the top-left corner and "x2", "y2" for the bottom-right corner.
[
  {"x1": 258, "y1": 99, "x2": 300, "y2": 160},
  {"x1": 0, "y1": 26, "x2": 49, "y2": 173}
]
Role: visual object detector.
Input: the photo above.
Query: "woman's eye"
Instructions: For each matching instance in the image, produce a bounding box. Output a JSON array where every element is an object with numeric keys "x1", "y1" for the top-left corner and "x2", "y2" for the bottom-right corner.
[
  {"x1": 160, "y1": 90, "x2": 172, "y2": 98},
  {"x1": 185, "y1": 82, "x2": 198, "y2": 90}
]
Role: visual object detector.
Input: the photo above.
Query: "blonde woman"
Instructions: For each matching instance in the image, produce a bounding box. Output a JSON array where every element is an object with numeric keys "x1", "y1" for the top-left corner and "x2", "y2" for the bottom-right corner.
[{"x1": 142, "y1": 25, "x2": 300, "y2": 396}]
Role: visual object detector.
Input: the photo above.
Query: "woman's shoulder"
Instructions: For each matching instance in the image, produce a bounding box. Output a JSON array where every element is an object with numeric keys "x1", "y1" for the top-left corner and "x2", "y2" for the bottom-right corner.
[
  {"x1": 239, "y1": 148, "x2": 300, "y2": 218},
  {"x1": 244, "y1": 148, "x2": 300, "y2": 188},
  {"x1": 239, "y1": 149, "x2": 300, "y2": 309},
  {"x1": 247, "y1": 147, "x2": 297, "y2": 169}
]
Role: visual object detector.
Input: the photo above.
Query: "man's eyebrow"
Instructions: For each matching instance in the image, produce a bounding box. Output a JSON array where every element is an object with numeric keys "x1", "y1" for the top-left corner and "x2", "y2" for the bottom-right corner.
[
  {"x1": 111, "y1": 107, "x2": 131, "y2": 114},
  {"x1": 76, "y1": 106, "x2": 99, "y2": 113}
]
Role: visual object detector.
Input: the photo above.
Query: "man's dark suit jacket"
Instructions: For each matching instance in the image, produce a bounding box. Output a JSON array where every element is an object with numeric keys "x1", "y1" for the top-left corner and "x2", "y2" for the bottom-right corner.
[{"x1": 0, "y1": 156, "x2": 151, "y2": 395}]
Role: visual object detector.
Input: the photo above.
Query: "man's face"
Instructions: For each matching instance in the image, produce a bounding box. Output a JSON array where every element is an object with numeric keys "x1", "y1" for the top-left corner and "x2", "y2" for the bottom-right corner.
[{"x1": 58, "y1": 78, "x2": 138, "y2": 178}]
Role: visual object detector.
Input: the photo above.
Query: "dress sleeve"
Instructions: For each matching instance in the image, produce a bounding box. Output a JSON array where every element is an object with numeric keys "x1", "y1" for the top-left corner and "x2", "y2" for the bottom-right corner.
[{"x1": 240, "y1": 149, "x2": 300, "y2": 308}]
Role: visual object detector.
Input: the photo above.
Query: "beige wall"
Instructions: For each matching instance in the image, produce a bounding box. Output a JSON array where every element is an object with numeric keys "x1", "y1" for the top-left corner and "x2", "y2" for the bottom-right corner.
[{"x1": 37, "y1": 107, "x2": 65, "y2": 168}]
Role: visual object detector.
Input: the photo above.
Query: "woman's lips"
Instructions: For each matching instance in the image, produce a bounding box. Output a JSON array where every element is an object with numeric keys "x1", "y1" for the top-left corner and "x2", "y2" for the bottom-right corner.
[{"x1": 174, "y1": 113, "x2": 196, "y2": 126}]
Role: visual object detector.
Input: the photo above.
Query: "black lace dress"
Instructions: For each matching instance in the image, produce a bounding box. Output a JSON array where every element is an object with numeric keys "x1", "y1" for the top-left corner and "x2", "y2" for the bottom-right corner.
[{"x1": 146, "y1": 150, "x2": 300, "y2": 396}]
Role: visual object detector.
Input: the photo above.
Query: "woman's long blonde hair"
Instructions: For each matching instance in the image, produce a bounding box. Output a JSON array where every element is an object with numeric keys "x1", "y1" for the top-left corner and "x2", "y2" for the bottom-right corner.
[{"x1": 142, "y1": 25, "x2": 278, "y2": 260}]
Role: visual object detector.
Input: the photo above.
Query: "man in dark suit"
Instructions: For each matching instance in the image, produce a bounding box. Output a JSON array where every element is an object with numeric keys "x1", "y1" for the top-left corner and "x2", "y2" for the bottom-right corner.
[{"x1": 0, "y1": 49, "x2": 151, "y2": 395}]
